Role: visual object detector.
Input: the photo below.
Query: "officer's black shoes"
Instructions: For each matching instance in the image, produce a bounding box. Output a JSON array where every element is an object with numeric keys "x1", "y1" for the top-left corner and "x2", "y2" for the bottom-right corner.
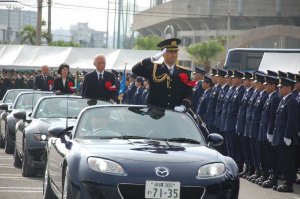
[
  {"x1": 262, "y1": 179, "x2": 277, "y2": 188},
  {"x1": 248, "y1": 171, "x2": 260, "y2": 182},
  {"x1": 295, "y1": 178, "x2": 300, "y2": 184},
  {"x1": 277, "y1": 184, "x2": 293, "y2": 193},
  {"x1": 272, "y1": 185, "x2": 278, "y2": 191}
]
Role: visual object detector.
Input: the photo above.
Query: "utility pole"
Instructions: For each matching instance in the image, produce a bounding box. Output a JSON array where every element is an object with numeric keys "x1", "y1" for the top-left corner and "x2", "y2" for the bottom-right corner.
[
  {"x1": 113, "y1": 0, "x2": 117, "y2": 48},
  {"x1": 117, "y1": 0, "x2": 122, "y2": 49},
  {"x1": 36, "y1": 0, "x2": 43, "y2": 46},
  {"x1": 226, "y1": 0, "x2": 232, "y2": 53},
  {"x1": 48, "y1": 0, "x2": 52, "y2": 42},
  {"x1": 106, "y1": 0, "x2": 110, "y2": 48}
]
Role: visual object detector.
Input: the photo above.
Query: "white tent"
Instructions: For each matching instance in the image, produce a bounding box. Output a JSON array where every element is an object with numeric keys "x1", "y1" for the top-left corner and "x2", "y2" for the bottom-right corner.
[
  {"x1": 0, "y1": 45, "x2": 191, "y2": 71},
  {"x1": 259, "y1": 52, "x2": 300, "y2": 73}
]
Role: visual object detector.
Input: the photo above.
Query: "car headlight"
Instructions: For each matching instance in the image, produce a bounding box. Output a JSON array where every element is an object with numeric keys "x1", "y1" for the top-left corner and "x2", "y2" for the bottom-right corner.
[
  {"x1": 87, "y1": 157, "x2": 126, "y2": 176},
  {"x1": 197, "y1": 163, "x2": 225, "y2": 178}
]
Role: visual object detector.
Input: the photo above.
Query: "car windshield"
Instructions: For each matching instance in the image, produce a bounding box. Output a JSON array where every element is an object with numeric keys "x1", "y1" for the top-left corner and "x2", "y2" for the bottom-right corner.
[
  {"x1": 3, "y1": 90, "x2": 28, "y2": 104},
  {"x1": 14, "y1": 93, "x2": 53, "y2": 110},
  {"x1": 75, "y1": 107, "x2": 204, "y2": 144},
  {"x1": 35, "y1": 98, "x2": 91, "y2": 118}
]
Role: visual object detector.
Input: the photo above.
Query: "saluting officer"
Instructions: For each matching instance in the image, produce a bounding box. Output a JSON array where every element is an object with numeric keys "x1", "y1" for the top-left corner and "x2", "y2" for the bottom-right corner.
[
  {"x1": 236, "y1": 71, "x2": 255, "y2": 177},
  {"x1": 191, "y1": 67, "x2": 206, "y2": 112},
  {"x1": 132, "y1": 38, "x2": 193, "y2": 112},
  {"x1": 271, "y1": 77, "x2": 299, "y2": 192}
]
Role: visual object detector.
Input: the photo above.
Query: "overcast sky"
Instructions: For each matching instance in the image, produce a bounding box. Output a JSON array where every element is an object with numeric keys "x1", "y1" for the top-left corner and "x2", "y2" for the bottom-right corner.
[{"x1": 3, "y1": 0, "x2": 151, "y2": 31}]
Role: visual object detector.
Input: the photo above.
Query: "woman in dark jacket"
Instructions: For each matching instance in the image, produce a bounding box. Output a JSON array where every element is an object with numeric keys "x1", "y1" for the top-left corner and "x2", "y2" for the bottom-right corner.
[{"x1": 53, "y1": 63, "x2": 75, "y2": 94}]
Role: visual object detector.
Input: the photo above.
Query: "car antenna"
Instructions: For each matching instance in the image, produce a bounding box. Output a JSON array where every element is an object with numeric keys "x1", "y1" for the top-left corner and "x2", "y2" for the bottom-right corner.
[
  {"x1": 31, "y1": 78, "x2": 35, "y2": 113},
  {"x1": 66, "y1": 94, "x2": 69, "y2": 129}
]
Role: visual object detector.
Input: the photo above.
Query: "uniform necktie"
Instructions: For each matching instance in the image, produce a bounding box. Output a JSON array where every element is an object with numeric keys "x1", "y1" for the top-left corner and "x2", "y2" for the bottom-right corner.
[
  {"x1": 169, "y1": 67, "x2": 173, "y2": 75},
  {"x1": 99, "y1": 74, "x2": 103, "y2": 81}
]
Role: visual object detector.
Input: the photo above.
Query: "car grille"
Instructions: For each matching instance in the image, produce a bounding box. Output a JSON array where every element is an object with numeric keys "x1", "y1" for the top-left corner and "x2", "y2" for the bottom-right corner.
[{"x1": 118, "y1": 183, "x2": 205, "y2": 199}]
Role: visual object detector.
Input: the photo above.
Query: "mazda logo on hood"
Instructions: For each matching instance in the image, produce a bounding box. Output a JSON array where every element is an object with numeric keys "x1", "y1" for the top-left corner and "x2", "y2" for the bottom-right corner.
[{"x1": 155, "y1": 167, "x2": 170, "y2": 177}]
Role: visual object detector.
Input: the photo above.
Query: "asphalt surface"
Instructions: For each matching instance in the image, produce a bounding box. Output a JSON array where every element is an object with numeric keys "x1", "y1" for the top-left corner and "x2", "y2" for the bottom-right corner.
[{"x1": 0, "y1": 147, "x2": 299, "y2": 199}]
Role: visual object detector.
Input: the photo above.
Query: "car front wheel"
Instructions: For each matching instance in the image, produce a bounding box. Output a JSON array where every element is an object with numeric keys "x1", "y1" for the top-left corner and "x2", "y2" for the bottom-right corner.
[
  {"x1": 43, "y1": 163, "x2": 57, "y2": 199},
  {"x1": 4, "y1": 124, "x2": 13, "y2": 154},
  {"x1": 13, "y1": 145, "x2": 22, "y2": 168},
  {"x1": 22, "y1": 139, "x2": 37, "y2": 177}
]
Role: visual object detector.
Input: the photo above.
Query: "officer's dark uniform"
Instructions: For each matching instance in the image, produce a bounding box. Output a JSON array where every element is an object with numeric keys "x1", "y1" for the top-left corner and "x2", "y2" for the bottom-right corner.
[
  {"x1": 192, "y1": 67, "x2": 205, "y2": 112},
  {"x1": 214, "y1": 69, "x2": 229, "y2": 155},
  {"x1": 196, "y1": 76, "x2": 212, "y2": 121},
  {"x1": 132, "y1": 77, "x2": 144, "y2": 105},
  {"x1": 132, "y1": 38, "x2": 193, "y2": 110},
  {"x1": 224, "y1": 70, "x2": 246, "y2": 170},
  {"x1": 257, "y1": 75, "x2": 281, "y2": 186},
  {"x1": 236, "y1": 71, "x2": 255, "y2": 177},
  {"x1": 205, "y1": 69, "x2": 222, "y2": 133},
  {"x1": 271, "y1": 77, "x2": 299, "y2": 192}
]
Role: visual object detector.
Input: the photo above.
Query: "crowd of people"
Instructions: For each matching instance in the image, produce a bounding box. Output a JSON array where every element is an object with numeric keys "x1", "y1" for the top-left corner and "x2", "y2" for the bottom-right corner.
[{"x1": 1, "y1": 37, "x2": 299, "y2": 194}]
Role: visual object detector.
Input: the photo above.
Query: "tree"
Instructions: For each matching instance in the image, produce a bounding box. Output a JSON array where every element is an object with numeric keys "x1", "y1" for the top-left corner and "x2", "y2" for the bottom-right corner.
[
  {"x1": 48, "y1": 40, "x2": 80, "y2": 47},
  {"x1": 20, "y1": 25, "x2": 36, "y2": 45},
  {"x1": 187, "y1": 40, "x2": 224, "y2": 72},
  {"x1": 134, "y1": 35, "x2": 163, "y2": 50}
]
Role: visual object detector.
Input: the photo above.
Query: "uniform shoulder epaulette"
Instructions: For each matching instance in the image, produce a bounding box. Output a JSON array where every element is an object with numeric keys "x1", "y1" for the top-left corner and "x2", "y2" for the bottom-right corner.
[
  {"x1": 176, "y1": 65, "x2": 192, "y2": 72},
  {"x1": 153, "y1": 62, "x2": 163, "y2": 67}
]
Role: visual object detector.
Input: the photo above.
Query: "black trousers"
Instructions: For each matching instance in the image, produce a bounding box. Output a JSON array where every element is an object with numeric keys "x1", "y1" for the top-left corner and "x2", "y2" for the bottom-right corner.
[
  {"x1": 258, "y1": 141, "x2": 271, "y2": 174},
  {"x1": 277, "y1": 145, "x2": 296, "y2": 182}
]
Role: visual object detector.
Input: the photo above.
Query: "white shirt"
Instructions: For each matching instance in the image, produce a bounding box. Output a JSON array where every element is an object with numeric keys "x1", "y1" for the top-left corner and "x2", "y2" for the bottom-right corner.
[{"x1": 96, "y1": 70, "x2": 104, "y2": 80}]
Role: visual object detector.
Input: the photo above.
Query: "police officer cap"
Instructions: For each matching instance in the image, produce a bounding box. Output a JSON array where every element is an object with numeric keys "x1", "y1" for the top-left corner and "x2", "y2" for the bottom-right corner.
[
  {"x1": 253, "y1": 73, "x2": 265, "y2": 83},
  {"x1": 211, "y1": 68, "x2": 217, "y2": 76},
  {"x1": 264, "y1": 75, "x2": 279, "y2": 85},
  {"x1": 278, "y1": 70, "x2": 287, "y2": 78},
  {"x1": 278, "y1": 77, "x2": 296, "y2": 87},
  {"x1": 157, "y1": 38, "x2": 181, "y2": 51},
  {"x1": 267, "y1": 70, "x2": 278, "y2": 77},
  {"x1": 287, "y1": 72, "x2": 295, "y2": 80},
  {"x1": 225, "y1": 70, "x2": 233, "y2": 78},
  {"x1": 216, "y1": 69, "x2": 227, "y2": 77},
  {"x1": 242, "y1": 71, "x2": 253, "y2": 80},
  {"x1": 295, "y1": 74, "x2": 300, "y2": 83},
  {"x1": 136, "y1": 77, "x2": 144, "y2": 83},
  {"x1": 231, "y1": 70, "x2": 244, "y2": 79},
  {"x1": 193, "y1": 67, "x2": 206, "y2": 75},
  {"x1": 203, "y1": 75, "x2": 212, "y2": 84}
]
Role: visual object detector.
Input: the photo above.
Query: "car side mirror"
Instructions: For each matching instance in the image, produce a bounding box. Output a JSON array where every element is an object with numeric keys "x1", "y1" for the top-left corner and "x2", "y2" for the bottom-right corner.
[
  {"x1": 0, "y1": 103, "x2": 8, "y2": 112},
  {"x1": 207, "y1": 133, "x2": 223, "y2": 147},
  {"x1": 48, "y1": 125, "x2": 74, "y2": 138},
  {"x1": 13, "y1": 111, "x2": 26, "y2": 120}
]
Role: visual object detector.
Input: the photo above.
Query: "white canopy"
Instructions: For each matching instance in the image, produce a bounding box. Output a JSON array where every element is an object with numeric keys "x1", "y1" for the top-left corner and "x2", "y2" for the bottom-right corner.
[
  {"x1": 0, "y1": 45, "x2": 191, "y2": 71},
  {"x1": 259, "y1": 52, "x2": 300, "y2": 73}
]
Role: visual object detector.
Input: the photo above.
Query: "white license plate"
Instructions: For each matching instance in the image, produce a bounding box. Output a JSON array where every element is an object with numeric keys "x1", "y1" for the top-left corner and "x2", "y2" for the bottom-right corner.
[{"x1": 145, "y1": 180, "x2": 180, "y2": 199}]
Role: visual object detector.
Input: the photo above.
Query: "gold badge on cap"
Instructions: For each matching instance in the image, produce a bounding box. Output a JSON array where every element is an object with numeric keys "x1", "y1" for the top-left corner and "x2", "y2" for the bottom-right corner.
[{"x1": 171, "y1": 41, "x2": 177, "y2": 46}]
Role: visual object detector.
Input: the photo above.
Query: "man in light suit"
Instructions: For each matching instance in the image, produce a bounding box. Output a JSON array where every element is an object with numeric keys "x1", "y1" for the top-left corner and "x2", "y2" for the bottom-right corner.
[{"x1": 81, "y1": 54, "x2": 117, "y2": 102}]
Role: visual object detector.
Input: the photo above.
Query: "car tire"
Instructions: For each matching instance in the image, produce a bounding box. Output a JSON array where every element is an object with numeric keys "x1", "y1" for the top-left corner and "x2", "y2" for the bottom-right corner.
[
  {"x1": 4, "y1": 124, "x2": 13, "y2": 154},
  {"x1": 43, "y1": 164, "x2": 57, "y2": 199},
  {"x1": 13, "y1": 146, "x2": 22, "y2": 168},
  {"x1": 62, "y1": 167, "x2": 73, "y2": 199},
  {"x1": 22, "y1": 140, "x2": 37, "y2": 177}
]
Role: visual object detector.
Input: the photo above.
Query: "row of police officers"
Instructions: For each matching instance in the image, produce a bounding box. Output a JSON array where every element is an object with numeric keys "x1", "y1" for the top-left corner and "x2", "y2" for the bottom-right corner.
[{"x1": 192, "y1": 67, "x2": 300, "y2": 192}]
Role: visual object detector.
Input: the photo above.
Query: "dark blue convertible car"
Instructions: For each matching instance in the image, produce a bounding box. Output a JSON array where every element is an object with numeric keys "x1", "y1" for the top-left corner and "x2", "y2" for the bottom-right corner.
[{"x1": 43, "y1": 105, "x2": 239, "y2": 199}]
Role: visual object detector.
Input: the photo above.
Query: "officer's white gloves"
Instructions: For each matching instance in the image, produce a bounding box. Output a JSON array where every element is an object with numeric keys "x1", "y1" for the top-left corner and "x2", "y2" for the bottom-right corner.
[
  {"x1": 267, "y1": 134, "x2": 273, "y2": 143},
  {"x1": 174, "y1": 105, "x2": 186, "y2": 112},
  {"x1": 152, "y1": 48, "x2": 167, "y2": 62},
  {"x1": 284, "y1": 137, "x2": 291, "y2": 146}
]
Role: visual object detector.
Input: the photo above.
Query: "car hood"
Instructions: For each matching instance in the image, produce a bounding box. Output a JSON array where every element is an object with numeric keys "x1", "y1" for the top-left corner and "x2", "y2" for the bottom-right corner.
[
  {"x1": 31, "y1": 118, "x2": 76, "y2": 133},
  {"x1": 76, "y1": 139, "x2": 219, "y2": 163}
]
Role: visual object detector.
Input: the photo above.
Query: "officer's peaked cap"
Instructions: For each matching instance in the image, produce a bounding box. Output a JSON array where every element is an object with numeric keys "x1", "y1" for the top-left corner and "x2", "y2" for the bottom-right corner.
[
  {"x1": 278, "y1": 77, "x2": 296, "y2": 87},
  {"x1": 193, "y1": 67, "x2": 206, "y2": 75},
  {"x1": 267, "y1": 70, "x2": 278, "y2": 77},
  {"x1": 264, "y1": 75, "x2": 279, "y2": 85},
  {"x1": 157, "y1": 38, "x2": 181, "y2": 51}
]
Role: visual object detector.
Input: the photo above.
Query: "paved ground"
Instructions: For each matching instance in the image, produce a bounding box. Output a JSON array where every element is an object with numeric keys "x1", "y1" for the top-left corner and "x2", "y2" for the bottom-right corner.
[{"x1": 0, "y1": 147, "x2": 299, "y2": 199}]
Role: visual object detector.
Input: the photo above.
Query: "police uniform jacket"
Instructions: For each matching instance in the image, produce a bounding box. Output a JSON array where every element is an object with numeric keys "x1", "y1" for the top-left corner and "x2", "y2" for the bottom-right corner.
[
  {"x1": 225, "y1": 85, "x2": 246, "y2": 132},
  {"x1": 34, "y1": 75, "x2": 54, "y2": 91},
  {"x1": 132, "y1": 87, "x2": 144, "y2": 105},
  {"x1": 205, "y1": 84, "x2": 221, "y2": 130},
  {"x1": 220, "y1": 86, "x2": 236, "y2": 132},
  {"x1": 244, "y1": 90, "x2": 260, "y2": 137},
  {"x1": 215, "y1": 84, "x2": 229, "y2": 130},
  {"x1": 15, "y1": 77, "x2": 24, "y2": 89},
  {"x1": 272, "y1": 93, "x2": 299, "y2": 146},
  {"x1": 258, "y1": 91, "x2": 280, "y2": 142},
  {"x1": 236, "y1": 87, "x2": 254, "y2": 135},
  {"x1": 53, "y1": 77, "x2": 75, "y2": 94},
  {"x1": 249, "y1": 90, "x2": 268, "y2": 138},
  {"x1": 196, "y1": 88, "x2": 211, "y2": 121},
  {"x1": 132, "y1": 58, "x2": 193, "y2": 109},
  {"x1": 127, "y1": 82, "x2": 137, "y2": 104},
  {"x1": 141, "y1": 88, "x2": 149, "y2": 105},
  {"x1": 81, "y1": 70, "x2": 117, "y2": 101},
  {"x1": 192, "y1": 81, "x2": 204, "y2": 112}
]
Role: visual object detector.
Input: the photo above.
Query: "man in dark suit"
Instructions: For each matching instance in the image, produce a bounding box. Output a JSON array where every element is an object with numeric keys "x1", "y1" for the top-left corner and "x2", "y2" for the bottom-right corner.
[
  {"x1": 81, "y1": 54, "x2": 117, "y2": 102},
  {"x1": 132, "y1": 38, "x2": 193, "y2": 112},
  {"x1": 192, "y1": 67, "x2": 205, "y2": 112},
  {"x1": 132, "y1": 77, "x2": 144, "y2": 105},
  {"x1": 34, "y1": 65, "x2": 54, "y2": 91},
  {"x1": 271, "y1": 77, "x2": 298, "y2": 192},
  {"x1": 196, "y1": 76, "x2": 212, "y2": 121}
]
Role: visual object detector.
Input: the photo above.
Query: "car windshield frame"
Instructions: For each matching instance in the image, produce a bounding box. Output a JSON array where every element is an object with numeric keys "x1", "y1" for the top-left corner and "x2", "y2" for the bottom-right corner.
[
  {"x1": 13, "y1": 92, "x2": 54, "y2": 110},
  {"x1": 74, "y1": 106, "x2": 205, "y2": 145},
  {"x1": 3, "y1": 90, "x2": 30, "y2": 104}
]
